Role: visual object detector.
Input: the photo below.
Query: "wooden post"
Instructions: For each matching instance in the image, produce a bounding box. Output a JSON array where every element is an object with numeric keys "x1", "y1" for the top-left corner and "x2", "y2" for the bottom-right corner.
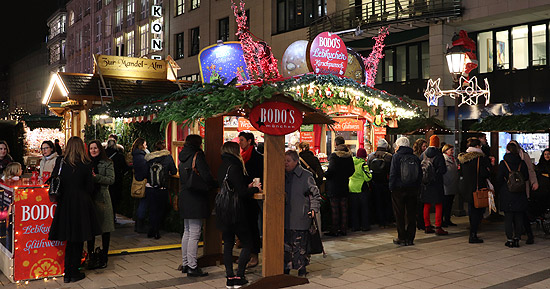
[
  {"x1": 262, "y1": 134, "x2": 285, "y2": 277},
  {"x1": 198, "y1": 116, "x2": 224, "y2": 266}
]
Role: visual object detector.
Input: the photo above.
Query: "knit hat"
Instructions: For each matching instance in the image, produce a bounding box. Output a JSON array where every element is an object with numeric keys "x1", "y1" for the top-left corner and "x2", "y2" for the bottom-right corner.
[
  {"x1": 377, "y1": 139, "x2": 389, "y2": 149},
  {"x1": 356, "y1": 148, "x2": 367, "y2": 159},
  {"x1": 429, "y1": 135, "x2": 440, "y2": 147}
]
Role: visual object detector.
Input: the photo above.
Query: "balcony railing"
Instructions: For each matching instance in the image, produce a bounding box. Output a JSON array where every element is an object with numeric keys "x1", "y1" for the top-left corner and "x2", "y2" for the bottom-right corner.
[{"x1": 308, "y1": 0, "x2": 462, "y2": 40}]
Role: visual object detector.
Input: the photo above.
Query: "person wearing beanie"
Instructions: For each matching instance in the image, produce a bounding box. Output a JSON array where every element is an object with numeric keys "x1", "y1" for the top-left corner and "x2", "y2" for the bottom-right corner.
[
  {"x1": 368, "y1": 138, "x2": 394, "y2": 228},
  {"x1": 429, "y1": 135, "x2": 440, "y2": 148},
  {"x1": 420, "y1": 134, "x2": 448, "y2": 236},
  {"x1": 349, "y1": 148, "x2": 372, "y2": 232},
  {"x1": 388, "y1": 137, "x2": 422, "y2": 246}
]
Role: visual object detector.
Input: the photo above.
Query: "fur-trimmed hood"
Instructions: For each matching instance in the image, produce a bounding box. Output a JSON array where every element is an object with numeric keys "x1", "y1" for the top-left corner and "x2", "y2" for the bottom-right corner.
[
  {"x1": 145, "y1": 149, "x2": 171, "y2": 161},
  {"x1": 333, "y1": 150, "x2": 352, "y2": 158},
  {"x1": 458, "y1": 151, "x2": 484, "y2": 164}
]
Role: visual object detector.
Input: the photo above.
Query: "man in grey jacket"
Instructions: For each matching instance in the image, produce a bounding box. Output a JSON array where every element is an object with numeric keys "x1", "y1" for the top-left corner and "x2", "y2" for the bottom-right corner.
[{"x1": 284, "y1": 150, "x2": 320, "y2": 277}]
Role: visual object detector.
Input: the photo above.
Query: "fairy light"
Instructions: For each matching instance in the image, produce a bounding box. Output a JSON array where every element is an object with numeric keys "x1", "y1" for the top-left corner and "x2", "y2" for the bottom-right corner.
[{"x1": 362, "y1": 26, "x2": 390, "y2": 87}]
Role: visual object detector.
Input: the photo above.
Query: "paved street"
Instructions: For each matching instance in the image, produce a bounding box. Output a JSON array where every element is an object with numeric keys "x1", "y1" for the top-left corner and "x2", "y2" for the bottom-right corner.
[{"x1": 3, "y1": 214, "x2": 550, "y2": 289}]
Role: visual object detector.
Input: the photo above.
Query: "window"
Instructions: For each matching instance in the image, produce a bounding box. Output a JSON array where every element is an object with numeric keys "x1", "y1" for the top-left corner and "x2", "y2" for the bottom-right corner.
[
  {"x1": 141, "y1": 0, "x2": 149, "y2": 20},
  {"x1": 85, "y1": 0, "x2": 91, "y2": 15},
  {"x1": 190, "y1": 27, "x2": 200, "y2": 56},
  {"x1": 184, "y1": 73, "x2": 200, "y2": 81},
  {"x1": 140, "y1": 24, "x2": 149, "y2": 56},
  {"x1": 115, "y1": 3, "x2": 123, "y2": 32},
  {"x1": 127, "y1": 31, "x2": 135, "y2": 57},
  {"x1": 175, "y1": 32, "x2": 184, "y2": 59},
  {"x1": 191, "y1": 0, "x2": 200, "y2": 10},
  {"x1": 421, "y1": 41, "x2": 429, "y2": 79},
  {"x1": 496, "y1": 30, "x2": 509, "y2": 70},
  {"x1": 127, "y1": 0, "x2": 135, "y2": 27},
  {"x1": 477, "y1": 31, "x2": 493, "y2": 73},
  {"x1": 105, "y1": 0, "x2": 111, "y2": 5},
  {"x1": 277, "y1": 0, "x2": 326, "y2": 33},
  {"x1": 176, "y1": 0, "x2": 184, "y2": 15},
  {"x1": 384, "y1": 48, "x2": 394, "y2": 82},
  {"x1": 104, "y1": 41, "x2": 112, "y2": 55},
  {"x1": 96, "y1": 0, "x2": 102, "y2": 11},
  {"x1": 105, "y1": 9, "x2": 112, "y2": 37},
  {"x1": 116, "y1": 36, "x2": 124, "y2": 55},
  {"x1": 218, "y1": 17, "x2": 229, "y2": 41},
  {"x1": 396, "y1": 45, "x2": 406, "y2": 82},
  {"x1": 69, "y1": 11, "x2": 75, "y2": 26},
  {"x1": 532, "y1": 24, "x2": 546, "y2": 66},
  {"x1": 408, "y1": 44, "x2": 419, "y2": 79},
  {"x1": 50, "y1": 43, "x2": 61, "y2": 64},
  {"x1": 512, "y1": 25, "x2": 528, "y2": 69},
  {"x1": 95, "y1": 15, "x2": 102, "y2": 42}
]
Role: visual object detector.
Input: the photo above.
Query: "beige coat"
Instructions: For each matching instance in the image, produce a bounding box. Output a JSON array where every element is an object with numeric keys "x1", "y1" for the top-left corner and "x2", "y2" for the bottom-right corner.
[{"x1": 39, "y1": 152, "x2": 58, "y2": 177}]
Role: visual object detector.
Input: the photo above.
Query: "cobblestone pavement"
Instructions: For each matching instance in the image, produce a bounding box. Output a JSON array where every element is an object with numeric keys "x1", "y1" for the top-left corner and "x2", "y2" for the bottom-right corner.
[{"x1": 3, "y1": 214, "x2": 550, "y2": 289}]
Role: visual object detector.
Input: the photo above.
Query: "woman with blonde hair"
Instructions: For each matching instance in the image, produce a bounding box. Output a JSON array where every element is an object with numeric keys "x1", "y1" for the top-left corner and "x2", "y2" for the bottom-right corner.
[
  {"x1": 217, "y1": 141, "x2": 261, "y2": 288},
  {"x1": 49, "y1": 136, "x2": 101, "y2": 283},
  {"x1": 2, "y1": 162, "x2": 22, "y2": 181}
]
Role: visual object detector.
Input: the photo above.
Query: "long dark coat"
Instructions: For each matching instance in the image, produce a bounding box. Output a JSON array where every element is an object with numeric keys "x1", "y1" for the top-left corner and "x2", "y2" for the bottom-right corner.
[
  {"x1": 299, "y1": 150, "x2": 324, "y2": 188},
  {"x1": 420, "y1": 146, "x2": 447, "y2": 204},
  {"x1": 243, "y1": 147, "x2": 263, "y2": 184},
  {"x1": 49, "y1": 159, "x2": 102, "y2": 242},
  {"x1": 216, "y1": 153, "x2": 259, "y2": 232},
  {"x1": 324, "y1": 150, "x2": 355, "y2": 198},
  {"x1": 497, "y1": 153, "x2": 529, "y2": 212},
  {"x1": 132, "y1": 149, "x2": 148, "y2": 181},
  {"x1": 458, "y1": 151, "x2": 491, "y2": 203},
  {"x1": 178, "y1": 144, "x2": 216, "y2": 219},
  {"x1": 536, "y1": 156, "x2": 550, "y2": 195}
]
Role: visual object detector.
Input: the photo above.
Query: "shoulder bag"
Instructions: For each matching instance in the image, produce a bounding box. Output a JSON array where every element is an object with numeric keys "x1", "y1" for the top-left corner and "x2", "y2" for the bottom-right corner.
[
  {"x1": 131, "y1": 172, "x2": 147, "y2": 198},
  {"x1": 48, "y1": 159, "x2": 64, "y2": 202},
  {"x1": 472, "y1": 157, "x2": 492, "y2": 208},
  {"x1": 184, "y1": 152, "x2": 209, "y2": 192},
  {"x1": 307, "y1": 211, "x2": 326, "y2": 257},
  {"x1": 299, "y1": 156, "x2": 318, "y2": 179}
]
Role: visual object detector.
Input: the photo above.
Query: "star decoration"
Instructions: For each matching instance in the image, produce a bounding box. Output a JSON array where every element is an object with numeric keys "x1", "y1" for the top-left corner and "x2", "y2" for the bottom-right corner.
[{"x1": 424, "y1": 78, "x2": 443, "y2": 106}]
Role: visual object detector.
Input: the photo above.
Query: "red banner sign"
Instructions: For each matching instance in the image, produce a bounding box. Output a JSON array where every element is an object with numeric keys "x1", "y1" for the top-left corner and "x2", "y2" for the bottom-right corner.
[
  {"x1": 12, "y1": 185, "x2": 65, "y2": 281},
  {"x1": 249, "y1": 101, "x2": 303, "y2": 135},
  {"x1": 308, "y1": 32, "x2": 348, "y2": 76},
  {"x1": 300, "y1": 131, "x2": 315, "y2": 145},
  {"x1": 333, "y1": 118, "x2": 363, "y2": 131}
]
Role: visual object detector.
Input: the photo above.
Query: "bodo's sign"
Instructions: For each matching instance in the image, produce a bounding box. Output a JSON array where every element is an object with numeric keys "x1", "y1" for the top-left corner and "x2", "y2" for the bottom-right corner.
[
  {"x1": 249, "y1": 101, "x2": 303, "y2": 135},
  {"x1": 307, "y1": 32, "x2": 348, "y2": 76}
]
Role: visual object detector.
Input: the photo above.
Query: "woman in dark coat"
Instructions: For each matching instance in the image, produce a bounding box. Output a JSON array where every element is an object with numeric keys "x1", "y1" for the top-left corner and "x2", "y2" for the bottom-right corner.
[
  {"x1": 497, "y1": 143, "x2": 529, "y2": 248},
  {"x1": 131, "y1": 138, "x2": 149, "y2": 233},
  {"x1": 535, "y1": 148, "x2": 550, "y2": 214},
  {"x1": 178, "y1": 134, "x2": 216, "y2": 277},
  {"x1": 217, "y1": 142, "x2": 260, "y2": 288},
  {"x1": 324, "y1": 144, "x2": 355, "y2": 236},
  {"x1": 420, "y1": 135, "x2": 448, "y2": 235},
  {"x1": 49, "y1": 136, "x2": 101, "y2": 283},
  {"x1": 458, "y1": 137, "x2": 491, "y2": 244},
  {"x1": 237, "y1": 131, "x2": 263, "y2": 267},
  {"x1": 105, "y1": 139, "x2": 129, "y2": 219}
]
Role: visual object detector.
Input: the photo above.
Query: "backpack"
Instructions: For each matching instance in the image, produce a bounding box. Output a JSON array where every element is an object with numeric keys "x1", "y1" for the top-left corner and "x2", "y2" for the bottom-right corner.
[
  {"x1": 503, "y1": 160, "x2": 526, "y2": 193},
  {"x1": 215, "y1": 166, "x2": 239, "y2": 225},
  {"x1": 421, "y1": 156, "x2": 436, "y2": 184},
  {"x1": 149, "y1": 161, "x2": 167, "y2": 188},
  {"x1": 370, "y1": 152, "x2": 389, "y2": 175},
  {"x1": 400, "y1": 154, "x2": 420, "y2": 186}
]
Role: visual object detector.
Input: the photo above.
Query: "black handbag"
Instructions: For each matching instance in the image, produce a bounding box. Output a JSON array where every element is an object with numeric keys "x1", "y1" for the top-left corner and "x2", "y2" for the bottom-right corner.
[
  {"x1": 307, "y1": 214, "x2": 325, "y2": 256},
  {"x1": 184, "y1": 152, "x2": 209, "y2": 192},
  {"x1": 48, "y1": 158, "x2": 63, "y2": 202}
]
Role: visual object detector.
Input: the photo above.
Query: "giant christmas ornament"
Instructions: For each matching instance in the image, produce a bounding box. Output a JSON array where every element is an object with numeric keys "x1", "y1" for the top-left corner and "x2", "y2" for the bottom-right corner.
[
  {"x1": 281, "y1": 40, "x2": 309, "y2": 77},
  {"x1": 344, "y1": 47, "x2": 366, "y2": 83}
]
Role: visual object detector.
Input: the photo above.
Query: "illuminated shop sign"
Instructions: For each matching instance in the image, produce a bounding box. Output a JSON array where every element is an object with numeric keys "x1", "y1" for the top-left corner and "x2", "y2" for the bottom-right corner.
[{"x1": 151, "y1": 5, "x2": 163, "y2": 51}]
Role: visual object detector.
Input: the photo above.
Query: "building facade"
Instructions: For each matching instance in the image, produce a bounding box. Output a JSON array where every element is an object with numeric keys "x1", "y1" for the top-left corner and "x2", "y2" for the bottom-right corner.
[{"x1": 47, "y1": 7, "x2": 68, "y2": 73}]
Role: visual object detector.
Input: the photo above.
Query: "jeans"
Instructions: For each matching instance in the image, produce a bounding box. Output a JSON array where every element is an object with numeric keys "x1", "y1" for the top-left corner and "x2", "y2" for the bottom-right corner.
[
  {"x1": 505, "y1": 211, "x2": 524, "y2": 240},
  {"x1": 468, "y1": 202, "x2": 485, "y2": 235},
  {"x1": 147, "y1": 188, "x2": 169, "y2": 234},
  {"x1": 330, "y1": 197, "x2": 348, "y2": 234},
  {"x1": 181, "y1": 219, "x2": 202, "y2": 269},
  {"x1": 391, "y1": 187, "x2": 418, "y2": 242},
  {"x1": 222, "y1": 230, "x2": 251, "y2": 277},
  {"x1": 349, "y1": 188, "x2": 370, "y2": 231}
]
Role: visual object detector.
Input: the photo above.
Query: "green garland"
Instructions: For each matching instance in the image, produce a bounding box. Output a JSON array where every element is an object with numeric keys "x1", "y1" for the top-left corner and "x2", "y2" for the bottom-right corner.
[
  {"x1": 90, "y1": 74, "x2": 422, "y2": 128},
  {"x1": 469, "y1": 113, "x2": 550, "y2": 132}
]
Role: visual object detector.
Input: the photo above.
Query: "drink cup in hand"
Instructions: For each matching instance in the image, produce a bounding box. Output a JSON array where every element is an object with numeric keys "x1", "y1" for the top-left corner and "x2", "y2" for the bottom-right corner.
[{"x1": 253, "y1": 178, "x2": 261, "y2": 188}]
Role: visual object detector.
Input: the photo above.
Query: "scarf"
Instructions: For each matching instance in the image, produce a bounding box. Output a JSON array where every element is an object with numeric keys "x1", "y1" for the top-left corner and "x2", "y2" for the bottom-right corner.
[{"x1": 241, "y1": 146, "x2": 253, "y2": 163}]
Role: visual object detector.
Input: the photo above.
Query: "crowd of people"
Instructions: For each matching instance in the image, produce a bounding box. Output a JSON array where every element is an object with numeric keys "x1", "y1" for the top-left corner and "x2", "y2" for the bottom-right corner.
[{"x1": 1, "y1": 131, "x2": 550, "y2": 287}]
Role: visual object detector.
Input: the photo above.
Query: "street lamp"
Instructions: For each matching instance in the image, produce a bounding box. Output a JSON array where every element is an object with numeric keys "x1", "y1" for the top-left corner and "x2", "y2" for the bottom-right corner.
[{"x1": 445, "y1": 49, "x2": 467, "y2": 156}]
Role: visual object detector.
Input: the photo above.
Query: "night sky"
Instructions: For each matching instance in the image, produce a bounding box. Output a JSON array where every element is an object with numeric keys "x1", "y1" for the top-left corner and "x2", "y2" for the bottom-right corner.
[{"x1": 1, "y1": 0, "x2": 62, "y2": 72}]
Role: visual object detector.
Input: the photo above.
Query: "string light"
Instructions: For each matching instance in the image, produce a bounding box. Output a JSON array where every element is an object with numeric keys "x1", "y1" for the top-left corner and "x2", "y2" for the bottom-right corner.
[
  {"x1": 362, "y1": 26, "x2": 390, "y2": 87},
  {"x1": 424, "y1": 76, "x2": 490, "y2": 107}
]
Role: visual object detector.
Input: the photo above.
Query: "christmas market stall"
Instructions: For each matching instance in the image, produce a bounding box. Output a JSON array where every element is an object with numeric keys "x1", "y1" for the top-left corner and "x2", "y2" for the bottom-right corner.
[{"x1": 0, "y1": 178, "x2": 63, "y2": 283}]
